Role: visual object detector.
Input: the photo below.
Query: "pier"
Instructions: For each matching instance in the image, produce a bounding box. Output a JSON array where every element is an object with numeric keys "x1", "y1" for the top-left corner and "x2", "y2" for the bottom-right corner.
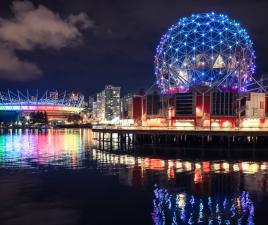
[{"x1": 92, "y1": 126, "x2": 268, "y2": 151}]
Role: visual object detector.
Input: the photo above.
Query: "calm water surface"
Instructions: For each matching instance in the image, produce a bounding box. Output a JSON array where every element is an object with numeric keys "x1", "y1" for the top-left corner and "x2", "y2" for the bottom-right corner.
[{"x1": 0, "y1": 129, "x2": 267, "y2": 225}]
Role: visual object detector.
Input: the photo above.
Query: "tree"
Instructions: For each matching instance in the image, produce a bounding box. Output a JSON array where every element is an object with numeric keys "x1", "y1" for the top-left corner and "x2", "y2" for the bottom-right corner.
[{"x1": 67, "y1": 114, "x2": 82, "y2": 124}]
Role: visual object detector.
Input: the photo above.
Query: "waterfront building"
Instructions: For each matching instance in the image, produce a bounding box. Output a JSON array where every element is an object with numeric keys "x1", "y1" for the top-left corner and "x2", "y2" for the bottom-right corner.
[
  {"x1": 91, "y1": 13, "x2": 268, "y2": 129},
  {"x1": 245, "y1": 93, "x2": 265, "y2": 118},
  {"x1": 104, "y1": 85, "x2": 121, "y2": 122},
  {"x1": 128, "y1": 12, "x2": 268, "y2": 129},
  {"x1": 146, "y1": 92, "x2": 161, "y2": 116},
  {"x1": 94, "y1": 85, "x2": 121, "y2": 123},
  {"x1": 132, "y1": 95, "x2": 145, "y2": 125},
  {"x1": 175, "y1": 92, "x2": 195, "y2": 116},
  {"x1": 211, "y1": 92, "x2": 237, "y2": 116},
  {"x1": 96, "y1": 91, "x2": 105, "y2": 122}
]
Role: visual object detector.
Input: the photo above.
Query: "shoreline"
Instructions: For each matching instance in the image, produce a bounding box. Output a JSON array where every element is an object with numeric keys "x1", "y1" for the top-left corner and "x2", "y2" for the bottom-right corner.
[{"x1": 0, "y1": 124, "x2": 92, "y2": 130}]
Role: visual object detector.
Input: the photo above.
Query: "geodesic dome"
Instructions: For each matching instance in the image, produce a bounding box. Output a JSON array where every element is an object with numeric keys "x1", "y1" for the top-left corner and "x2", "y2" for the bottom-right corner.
[{"x1": 155, "y1": 12, "x2": 256, "y2": 94}]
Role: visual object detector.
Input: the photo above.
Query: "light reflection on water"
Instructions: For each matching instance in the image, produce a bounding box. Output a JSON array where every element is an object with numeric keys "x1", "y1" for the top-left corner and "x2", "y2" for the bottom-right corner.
[
  {"x1": 152, "y1": 188, "x2": 254, "y2": 225},
  {"x1": 0, "y1": 129, "x2": 267, "y2": 225},
  {"x1": 0, "y1": 129, "x2": 92, "y2": 168}
]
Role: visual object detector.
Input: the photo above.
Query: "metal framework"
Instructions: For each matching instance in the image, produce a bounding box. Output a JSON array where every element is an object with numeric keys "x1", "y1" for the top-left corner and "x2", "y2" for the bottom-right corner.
[
  {"x1": 155, "y1": 12, "x2": 256, "y2": 94},
  {"x1": 0, "y1": 90, "x2": 84, "y2": 113}
]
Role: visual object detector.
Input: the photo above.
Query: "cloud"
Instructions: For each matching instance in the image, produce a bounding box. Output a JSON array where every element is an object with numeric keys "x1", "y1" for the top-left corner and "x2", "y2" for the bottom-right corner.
[
  {"x1": 0, "y1": 1, "x2": 93, "y2": 81},
  {"x1": 0, "y1": 47, "x2": 41, "y2": 81},
  {"x1": 68, "y1": 12, "x2": 93, "y2": 30}
]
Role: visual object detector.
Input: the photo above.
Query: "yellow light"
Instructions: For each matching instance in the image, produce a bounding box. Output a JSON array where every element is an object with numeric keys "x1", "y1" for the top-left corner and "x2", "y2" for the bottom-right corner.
[
  {"x1": 250, "y1": 163, "x2": 259, "y2": 173},
  {"x1": 222, "y1": 121, "x2": 232, "y2": 128},
  {"x1": 211, "y1": 122, "x2": 220, "y2": 127},
  {"x1": 261, "y1": 162, "x2": 268, "y2": 171},
  {"x1": 196, "y1": 107, "x2": 202, "y2": 117},
  {"x1": 168, "y1": 160, "x2": 175, "y2": 168},
  {"x1": 233, "y1": 163, "x2": 240, "y2": 172},
  {"x1": 242, "y1": 162, "x2": 249, "y2": 172},
  {"x1": 174, "y1": 120, "x2": 194, "y2": 127},
  {"x1": 195, "y1": 162, "x2": 201, "y2": 169},
  {"x1": 212, "y1": 163, "x2": 220, "y2": 172},
  {"x1": 222, "y1": 162, "x2": 229, "y2": 172},
  {"x1": 203, "y1": 119, "x2": 210, "y2": 127},
  {"x1": 242, "y1": 119, "x2": 260, "y2": 128},
  {"x1": 176, "y1": 161, "x2": 183, "y2": 169},
  {"x1": 178, "y1": 193, "x2": 186, "y2": 209},
  {"x1": 184, "y1": 161, "x2": 192, "y2": 171}
]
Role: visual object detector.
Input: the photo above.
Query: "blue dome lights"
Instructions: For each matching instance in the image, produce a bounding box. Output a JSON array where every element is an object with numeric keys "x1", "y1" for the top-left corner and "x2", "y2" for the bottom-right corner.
[{"x1": 155, "y1": 12, "x2": 256, "y2": 94}]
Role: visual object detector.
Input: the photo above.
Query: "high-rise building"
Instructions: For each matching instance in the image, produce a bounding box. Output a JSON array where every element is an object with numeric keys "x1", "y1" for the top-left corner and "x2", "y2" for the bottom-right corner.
[
  {"x1": 104, "y1": 85, "x2": 120, "y2": 122},
  {"x1": 92, "y1": 101, "x2": 97, "y2": 119},
  {"x1": 88, "y1": 96, "x2": 94, "y2": 114},
  {"x1": 96, "y1": 91, "x2": 105, "y2": 121}
]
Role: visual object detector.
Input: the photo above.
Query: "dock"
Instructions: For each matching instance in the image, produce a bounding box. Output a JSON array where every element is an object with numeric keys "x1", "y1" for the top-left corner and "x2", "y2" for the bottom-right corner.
[{"x1": 92, "y1": 126, "x2": 268, "y2": 150}]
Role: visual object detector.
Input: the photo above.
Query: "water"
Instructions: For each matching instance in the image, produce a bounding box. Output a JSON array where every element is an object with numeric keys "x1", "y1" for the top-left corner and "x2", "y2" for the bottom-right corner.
[{"x1": 0, "y1": 129, "x2": 267, "y2": 225}]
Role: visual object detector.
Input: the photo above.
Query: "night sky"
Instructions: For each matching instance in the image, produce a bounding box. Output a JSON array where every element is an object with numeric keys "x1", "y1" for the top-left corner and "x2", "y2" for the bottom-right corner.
[{"x1": 0, "y1": 0, "x2": 268, "y2": 96}]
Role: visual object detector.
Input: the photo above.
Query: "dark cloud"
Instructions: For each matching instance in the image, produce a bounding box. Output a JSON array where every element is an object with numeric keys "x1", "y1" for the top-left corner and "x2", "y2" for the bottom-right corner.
[{"x1": 0, "y1": 0, "x2": 93, "y2": 81}]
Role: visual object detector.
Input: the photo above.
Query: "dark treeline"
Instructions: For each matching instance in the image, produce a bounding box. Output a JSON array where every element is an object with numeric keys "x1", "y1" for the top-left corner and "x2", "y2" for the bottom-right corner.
[{"x1": 29, "y1": 112, "x2": 48, "y2": 124}]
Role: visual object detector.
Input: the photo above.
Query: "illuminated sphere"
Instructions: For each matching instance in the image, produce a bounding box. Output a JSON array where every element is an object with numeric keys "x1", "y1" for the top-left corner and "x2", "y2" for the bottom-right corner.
[{"x1": 155, "y1": 12, "x2": 256, "y2": 94}]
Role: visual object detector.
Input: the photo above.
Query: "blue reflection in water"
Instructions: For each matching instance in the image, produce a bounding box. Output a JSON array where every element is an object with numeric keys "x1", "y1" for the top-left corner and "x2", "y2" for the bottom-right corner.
[{"x1": 152, "y1": 186, "x2": 254, "y2": 225}]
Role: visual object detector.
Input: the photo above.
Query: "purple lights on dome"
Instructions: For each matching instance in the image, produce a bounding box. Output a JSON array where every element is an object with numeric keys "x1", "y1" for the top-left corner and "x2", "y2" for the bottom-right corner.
[{"x1": 154, "y1": 12, "x2": 256, "y2": 94}]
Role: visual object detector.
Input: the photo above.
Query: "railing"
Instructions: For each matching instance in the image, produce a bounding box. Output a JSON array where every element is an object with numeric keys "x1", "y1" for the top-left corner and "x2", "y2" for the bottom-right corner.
[{"x1": 92, "y1": 125, "x2": 268, "y2": 132}]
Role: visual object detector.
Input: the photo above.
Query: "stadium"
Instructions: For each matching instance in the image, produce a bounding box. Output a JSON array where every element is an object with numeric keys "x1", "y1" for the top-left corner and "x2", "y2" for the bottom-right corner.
[{"x1": 0, "y1": 90, "x2": 84, "y2": 123}]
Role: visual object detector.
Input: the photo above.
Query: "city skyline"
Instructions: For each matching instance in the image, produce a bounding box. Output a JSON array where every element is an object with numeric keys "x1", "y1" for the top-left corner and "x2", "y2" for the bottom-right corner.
[
  {"x1": 1, "y1": 2, "x2": 268, "y2": 225},
  {"x1": 0, "y1": 0, "x2": 268, "y2": 96}
]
